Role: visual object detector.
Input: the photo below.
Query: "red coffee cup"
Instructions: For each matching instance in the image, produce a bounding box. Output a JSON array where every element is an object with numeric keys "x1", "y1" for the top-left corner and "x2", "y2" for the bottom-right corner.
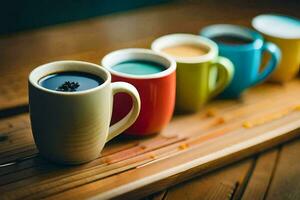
[{"x1": 102, "y1": 48, "x2": 176, "y2": 136}]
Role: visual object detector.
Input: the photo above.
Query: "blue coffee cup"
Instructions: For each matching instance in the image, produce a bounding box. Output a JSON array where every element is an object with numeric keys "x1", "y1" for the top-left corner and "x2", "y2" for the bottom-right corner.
[{"x1": 200, "y1": 24, "x2": 281, "y2": 98}]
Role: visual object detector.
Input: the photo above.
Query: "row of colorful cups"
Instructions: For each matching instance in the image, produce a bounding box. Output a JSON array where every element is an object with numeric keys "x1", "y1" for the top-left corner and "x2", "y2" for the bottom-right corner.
[
  {"x1": 29, "y1": 14, "x2": 299, "y2": 164},
  {"x1": 102, "y1": 17, "x2": 299, "y2": 137}
]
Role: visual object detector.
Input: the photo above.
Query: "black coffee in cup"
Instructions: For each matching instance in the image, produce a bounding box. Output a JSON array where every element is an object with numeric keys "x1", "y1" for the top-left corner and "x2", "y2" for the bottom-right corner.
[
  {"x1": 39, "y1": 71, "x2": 104, "y2": 92},
  {"x1": 211, "y1": 35, "x2": 253, "y2": 45}
]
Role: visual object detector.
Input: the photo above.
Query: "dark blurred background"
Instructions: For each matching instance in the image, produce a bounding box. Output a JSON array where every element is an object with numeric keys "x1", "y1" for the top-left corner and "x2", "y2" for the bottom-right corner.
[
  {"x1": 2, "y1": 0, "x2": 300, "y2": 35},
  {"x1": 0, "y1": 0, "x2": 172, "y2": 35}
]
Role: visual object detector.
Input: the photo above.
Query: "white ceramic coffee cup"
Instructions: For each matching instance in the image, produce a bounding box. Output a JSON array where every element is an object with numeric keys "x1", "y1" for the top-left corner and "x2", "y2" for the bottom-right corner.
[{"x1": 28, "y1": 60, "x2": 141, "y2": 164}]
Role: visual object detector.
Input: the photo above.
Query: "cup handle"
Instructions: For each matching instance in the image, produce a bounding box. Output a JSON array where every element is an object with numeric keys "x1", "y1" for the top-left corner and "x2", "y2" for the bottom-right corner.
[
  {"x1": 251, "y1": 42, "x2": 281, "y2": 86},
  {"x1": 106, "y1": 82, "x2": 141, "y2": 142},
  {"x1": 209, "y1": 56, "x2": 234, "y2": 98}
]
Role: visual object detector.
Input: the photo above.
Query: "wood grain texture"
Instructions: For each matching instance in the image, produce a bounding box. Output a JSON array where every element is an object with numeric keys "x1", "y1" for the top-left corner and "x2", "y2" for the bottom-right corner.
[
  {"x1": 1, "y1": 1, "x2": 300, "y2": 199},
  {"x1": 266, "y1": 140, "x2": 300, "y2": 200},
  {"x1": 0, "y1": 81, "x2": 300, "y2": 199},
  {"x1": 142, "y1": 148, "x2": 280, "y2": 200},
  {"x1": 163, "y1": 159, "x2": 254, "y2": 200},
  {"x1": 146, "y1": 190, "x2": 167, "y2": 200},
  {"x1": 241, "y1": 150, "x2": 279, "y2": 200}
]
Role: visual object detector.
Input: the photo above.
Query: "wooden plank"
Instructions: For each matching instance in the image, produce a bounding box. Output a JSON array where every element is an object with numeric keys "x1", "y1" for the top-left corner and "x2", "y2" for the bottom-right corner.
[
  {"x1": 0, "y1": 81, "x2": 295, "y2": 165},
  {"x1": 45, "y1": 113, "x2": 300, "y2": 200},
  {"x1": 0, "y1": 136, "x2": 186, "y2": 190},
  {"x1": 153, "y1": 148, "x2": 280, "y2": 200},
  {"x1": 241, "y1": 149, "x2": 279, "y2": 200},
  {"x1": 0, "y1": 80, "x2": 300, "y2": 199},
  {"x1": 162, "y1": 159, "x2": 254, "y2": 200},
  {"x1": 146, "y1": 190, "x2": 167, "y2": 200},
  {"x1": 2, "y1": 80, "x2": 297, "y2": 180},
  {"x1": 265, "y1": 140, "x2": 300, "y2": 200}
]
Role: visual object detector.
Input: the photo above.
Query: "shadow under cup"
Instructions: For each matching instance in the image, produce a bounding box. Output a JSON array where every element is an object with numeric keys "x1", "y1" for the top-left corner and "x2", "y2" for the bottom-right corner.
[{"x1": 102, "y1": 48, "x2": 176, "y2": 136}]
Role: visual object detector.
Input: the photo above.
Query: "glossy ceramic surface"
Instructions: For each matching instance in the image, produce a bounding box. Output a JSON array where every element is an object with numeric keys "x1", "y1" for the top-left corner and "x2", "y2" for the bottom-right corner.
[
  {"x1": 102, "y1": 49, "x2": 176, "y2": 136},
  {"x1": 201, "y1": 24, "x2": 281, "y2": 98},
  {"x1": 29, "y1": 61, "x2": 141, "y2": 164},
  {"x1": 152, "y1": 34, "x2": 234, "y2": 112}
]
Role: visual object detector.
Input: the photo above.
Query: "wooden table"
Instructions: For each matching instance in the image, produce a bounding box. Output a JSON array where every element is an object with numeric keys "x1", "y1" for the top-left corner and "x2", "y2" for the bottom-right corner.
[{"x1": 1, "y1": 0, "x2": 300, "y2": 199}]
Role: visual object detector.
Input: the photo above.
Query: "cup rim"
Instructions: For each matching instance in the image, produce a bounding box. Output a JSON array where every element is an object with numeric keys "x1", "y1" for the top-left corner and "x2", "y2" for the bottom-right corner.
[
  {"x1": 151, "y1": 33, "x2": 218, "y2": 64},
  {"x1": 252, "y1": 14, "x2": 300, "y2": 40},
  {"x1": 101, "y1": 48, "x2": 176, "y2": 79},
  {"x1": 200, "y1": 24, "x2": 264, "y2": 51},
  {"x1": 29, "y1": 60, "x2": 111, "y2": 95}
]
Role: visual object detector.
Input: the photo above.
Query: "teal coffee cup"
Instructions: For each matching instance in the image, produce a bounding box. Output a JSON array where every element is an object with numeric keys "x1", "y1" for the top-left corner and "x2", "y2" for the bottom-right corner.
[{"x1": 200, "y1": 24, "x2": 281, "y2": 98}]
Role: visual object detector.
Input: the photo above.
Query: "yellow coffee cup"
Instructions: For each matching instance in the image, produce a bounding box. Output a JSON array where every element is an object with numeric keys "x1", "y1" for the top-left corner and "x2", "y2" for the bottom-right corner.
[
  {"x1": 252, "y1": 14, "x2": 300, "y2": 82},
  {"x1": 151, "y1": 34, "x2": 234, "y2": 113}
]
